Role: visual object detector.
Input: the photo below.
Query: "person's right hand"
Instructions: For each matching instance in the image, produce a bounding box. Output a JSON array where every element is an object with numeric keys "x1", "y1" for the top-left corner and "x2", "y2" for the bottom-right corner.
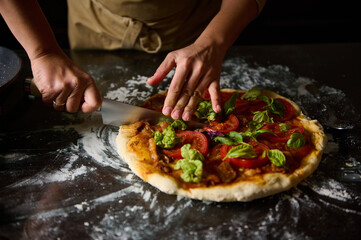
[{"x1": 30, "y1": 50, "x2": 102, "y2": 113}]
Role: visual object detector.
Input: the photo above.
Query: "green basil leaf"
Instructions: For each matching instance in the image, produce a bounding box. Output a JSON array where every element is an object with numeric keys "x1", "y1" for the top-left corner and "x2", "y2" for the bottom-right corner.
[
  {"x1": 213, "y1": 131, "x2": 243, "y2": 145},
  {"x1": 180, "y1": 144, "x2": 204, "y2": 160},
  {"x1": 241, "y1": 87, "x2": 261, "y2": 101},
  {"x1": 228, "y1": 131, "x2": 244, "y2": 144},
  {"x1": 195, "y1": 100, "x2": 216, "y2": 122},
  {"x1": 279, "y1": 123, "x2": 291, "y2": 132},
  {"x1": 258, "y1": 95, "x2": 271, "y2": 105},
  {"x1": 174, "y1": 158, "x2": 203, "y2": 183},
  {"x1": 253, "y1": 110, "x2": 274, "y2": 123},
  {"x1": 157, "y1": 117, "x2": 172, "y2": 124},
  {"x1": 153, "y1": 125, "x2": 183, "y2": 149},
  {"x1": 213, "y1": 136, "x2": 235, "y2": 145},
  {"x1": 287, "y1": 132, "x2": 306, "y2": 148},
  {"x1": 225, "y1": 144, "x2": 257, "y2": 159},
  {"x1": 171, "y1": 119, "x2": 188, "y2": 130},
  {"x1": 248, "y1": 121, "x2": 264, "y2": 131},
  {"x1": 224, "y1": 93, "x2": 239, "y2": 116},
  {"x1": 267, "y1": 149, "x2": 287, "y2": 168},
  {"x1": 269, "y1": 99, "x2": 285, "y2": 117},
  {"x1": 253, "y1": 129, "x2": 276, "y2": 138},
  {"x1": 243, "y1": 121, "x2": 266, "y2": 139},
  {"x1": 174, "y1": 144, "x2": 204, "y2": 183}
]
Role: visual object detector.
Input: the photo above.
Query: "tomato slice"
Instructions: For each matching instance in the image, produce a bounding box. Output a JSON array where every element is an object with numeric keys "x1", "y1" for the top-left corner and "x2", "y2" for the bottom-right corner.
[
  {"x1": 288, "y1": 144, "x2": 312, "y2": 160},
  {"x1": 163, "y1": 131, "x2": 209, "y2": 159},
  {"x1": 260, "y1": 123, "x2": 304, "y2": 142},
  {"x1": 248, "y1": 99, "x2": 267, "y2": 113},
  {"x1": 207, "y1": 114, "x2": 240, "y2": 134},
  {"x1": 220, "y1": 92, "x2": 250, "y2": 114},
  {"x1": 247, "y1": 98, "x2": 295, "y2": 122},
  {"x1": 271, "y1": 98, "x2": 295, "y2": 122},
  {"x1": 220, "y1": 141, "x2": 270, "y2": 169}
]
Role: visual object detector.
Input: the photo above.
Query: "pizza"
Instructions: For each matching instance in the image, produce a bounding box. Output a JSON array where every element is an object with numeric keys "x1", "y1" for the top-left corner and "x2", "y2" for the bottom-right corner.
[{"x1": 116, "y1": 88, "x2": 327, "y2": 202}]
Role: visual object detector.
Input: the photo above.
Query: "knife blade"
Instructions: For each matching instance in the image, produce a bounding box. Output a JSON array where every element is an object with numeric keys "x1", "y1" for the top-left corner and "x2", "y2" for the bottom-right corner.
[{"x1": 101, "y1": 98, "x2": 206, "y2": 129}]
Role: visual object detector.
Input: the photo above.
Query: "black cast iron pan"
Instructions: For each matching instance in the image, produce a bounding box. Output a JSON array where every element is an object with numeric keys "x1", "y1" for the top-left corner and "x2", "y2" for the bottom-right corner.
[{"x1": 0, "y1": 46, "x2": 27, "y2": 116}]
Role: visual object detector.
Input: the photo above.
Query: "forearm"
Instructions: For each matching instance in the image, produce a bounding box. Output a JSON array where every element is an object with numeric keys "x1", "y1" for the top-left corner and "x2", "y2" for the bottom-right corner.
[
  {"x1": 195, "y1": 0, "x2": 259, "y2": 53},
  {"x1": 0, "y1": 0, "x2": 61, "y2": 60}
]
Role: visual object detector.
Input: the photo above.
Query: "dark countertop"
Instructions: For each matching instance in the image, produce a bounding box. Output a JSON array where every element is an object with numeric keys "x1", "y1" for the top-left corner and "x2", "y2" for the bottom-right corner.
[{"x1": 0, "y1": 43, "x2": 360, "y2": 239}]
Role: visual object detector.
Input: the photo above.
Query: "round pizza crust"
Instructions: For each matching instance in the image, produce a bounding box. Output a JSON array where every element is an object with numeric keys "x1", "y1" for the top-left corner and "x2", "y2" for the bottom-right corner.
[{"x1": 116, "y1": 89, "x2": 327, "y2": 202}]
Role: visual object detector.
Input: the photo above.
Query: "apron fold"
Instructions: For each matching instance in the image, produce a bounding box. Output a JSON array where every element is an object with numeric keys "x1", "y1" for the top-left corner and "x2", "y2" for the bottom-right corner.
[{"x1": 68, "y1": 0, "x2": 162, "y2": 53}]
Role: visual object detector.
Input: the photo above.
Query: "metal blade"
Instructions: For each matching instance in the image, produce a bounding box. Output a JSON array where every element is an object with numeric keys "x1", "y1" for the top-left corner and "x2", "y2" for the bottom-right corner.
[{"x1": 101, "y1": 98, "x2": 205, "y2": 129}]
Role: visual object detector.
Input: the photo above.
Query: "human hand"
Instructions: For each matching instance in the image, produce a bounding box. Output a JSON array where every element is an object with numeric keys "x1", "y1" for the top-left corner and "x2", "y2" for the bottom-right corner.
[
  {"x1": 30, "y1": 51, "x2": 102, "y2": 113},
  {"x1": 147, "y1": 43, "x2": 225, "y2": 121}
]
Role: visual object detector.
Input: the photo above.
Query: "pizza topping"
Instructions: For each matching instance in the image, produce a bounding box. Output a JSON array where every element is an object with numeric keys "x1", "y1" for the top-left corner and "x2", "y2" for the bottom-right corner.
[
  {"x1": 199, "y1": 129, "x2": 225, "y2": 141},
  {"x1": 154, "y1": 125, "x2": 182, "y2": 149},
  {"x1": 271, "y1": 98, "x2": 295, "y2": 122},
  {"x1": 220, "y1": 92, "x2": 250, "y2": 115},
  {"x1": 213, "y1": 131, "x2": 244, "y2": 145},
  {"x1": 207, "y1": 114, "x2": 240, "y2": 134},
  {"x1": 224, "y1": 92, "x2": 239, "y2": 116},
  {"x1": 259, "y1": 96, "x2": 285, "y2": 118},
  {"x1": 286, "y1": 132, "x2": 306, "y2": 148},
  {"x1": 216, "y1": 161, "x2": 236, "y2": 183},
  {"x1": 163, "y1": 131, "x2": 209, "y2": 159},
  {"x1": 241, "y1": 87, "x2": 261, "y2": 101},
  {"x1": 195, "y1": 92, "x2": 240, "y2": 124},
  {"x1": 279, "y1": 123, "x2": 291, "y2": 131},
  {"x1": 238, "y1": 89, "x2": 295, "y2": 123},
  {"x1": 288, "y1": 143, "x2": 312, "y2": 160},
  {"x1": 253, "y1": 110, "x2": 274, "y2": 123},
  {"x1": 169, "y1": 119, "x2": 188, "y2": 130},
  {"x1": 251, "y1": 96, "x2": 287, "y2": 123},
  {"x1": 267, "y1": 149, "x2": 287, "y2": 168},
  {"x1": 260, "y1": 123, "x2": 304, "y2": 143},
  {"x1": 173, "y1": 144, "x2": 204, "y2": 183},
  {"x1": 220, "y1": 141, "x2": 270, "y2": 169},
  {"x1": 153, "y1": 120, "x2": 188, "y2": 149},
  {"x1": 223, "y1": 143, "x2": 257, "y2": 159},
  {"x1": 242, "y1": 121, "x2": 275, "y2": 140},
  {"x1": 125, "y1": 122, "x2": 159, "y2": 164},
  {"x1": 195, "y1": 100, "x2": 216, "y2": 122},
  {"x1": 129, "y1": 88, "x2": 318, "y2": 190}
]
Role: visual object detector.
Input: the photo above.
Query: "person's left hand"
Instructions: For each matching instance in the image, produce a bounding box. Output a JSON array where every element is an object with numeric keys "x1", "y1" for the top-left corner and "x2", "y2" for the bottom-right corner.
[{"x1": 147, "y1": 43, "x2": 225, "y2": 121}]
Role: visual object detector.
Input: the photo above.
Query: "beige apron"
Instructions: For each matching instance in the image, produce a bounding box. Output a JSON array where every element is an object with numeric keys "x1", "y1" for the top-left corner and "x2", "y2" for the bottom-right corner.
[{"x1": 67, "y1": 0, "x2": 266, "y2": 53}]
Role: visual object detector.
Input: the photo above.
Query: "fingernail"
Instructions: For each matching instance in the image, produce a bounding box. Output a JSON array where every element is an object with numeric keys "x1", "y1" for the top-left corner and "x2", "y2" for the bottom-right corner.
[
  {"x1": 182, "y1": 111, "x2": 191, "y2": 121},
  {"x1": 163, "y1": 106, "x2": 172, "y2": 116},
  {"x1": 215, "y1": 104, "x2": 222, "y2": 113},
  {"x1": 172, "y1": 109, "x2": 181, "y2": 120}
]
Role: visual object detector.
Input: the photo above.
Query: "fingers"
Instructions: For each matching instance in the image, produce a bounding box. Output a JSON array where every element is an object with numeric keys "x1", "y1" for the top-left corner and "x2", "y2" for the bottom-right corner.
[
  {"x1": 164, "y1": 63, "x2": 221, "y2": 121},
  {"x1": 31, "y1": 52, "x2": 101, "y2": 114},
  {"x1": 179, "y1": 71, "x2": 222, "y2": 121},
  {"x1": 147, "y1": 54, "x2": 176, "y2": 86},
  {"x1": 62, "y1": 75, "x2": 101, "y2": 113},
  {"x1": 147, "y1": 46, "x2": 224, "y2": 121},
  {"x1": 39, "y1": 74, "x2": 101, "y2": 113},
  {"x1": 170, "y1": 65, "x2": 204, "y2": 120},
  {"x1": 80, "y1": 81, "x2": 102, "y2": 113},
  {"x1": 207, "y1": 80, "x2": 222, "y2": 113},
  {"x1": 52, "y1": 86, "x2": 71, "y2": 111},
  {"x1": 163, "y1": 60, "x2": 192, "y2": 118}
]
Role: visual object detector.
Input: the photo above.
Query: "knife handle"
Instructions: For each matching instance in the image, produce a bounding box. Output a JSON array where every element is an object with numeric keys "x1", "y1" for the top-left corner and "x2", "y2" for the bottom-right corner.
[{"x1": 24, "y1": 78, "x2": 42, "y2": 97}]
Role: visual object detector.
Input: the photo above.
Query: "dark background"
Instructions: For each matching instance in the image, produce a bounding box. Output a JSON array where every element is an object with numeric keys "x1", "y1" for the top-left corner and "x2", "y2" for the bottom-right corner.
[{"x1": 1, "y1": 0, "x2": 360, "y2": 49}]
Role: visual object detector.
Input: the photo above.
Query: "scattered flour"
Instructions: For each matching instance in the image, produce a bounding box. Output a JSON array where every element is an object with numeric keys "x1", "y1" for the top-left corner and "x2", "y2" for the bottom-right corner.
[
  {"x1": 311, "y1": 178, "x2": 353, "y2": 201},
  {"x1": 2, "y1": 56, "x2": 360, "y2": 240}
]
